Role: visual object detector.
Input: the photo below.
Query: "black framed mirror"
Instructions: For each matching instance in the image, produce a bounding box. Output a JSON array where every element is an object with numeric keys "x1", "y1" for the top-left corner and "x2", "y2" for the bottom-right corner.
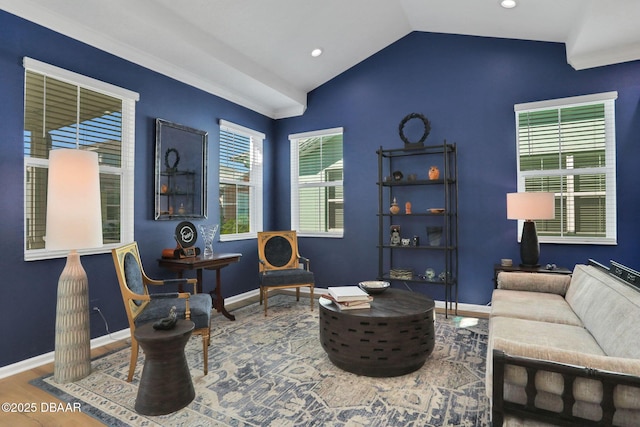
[{"x1": 155, "y1": 119, "x2": 208, "y2": 220}]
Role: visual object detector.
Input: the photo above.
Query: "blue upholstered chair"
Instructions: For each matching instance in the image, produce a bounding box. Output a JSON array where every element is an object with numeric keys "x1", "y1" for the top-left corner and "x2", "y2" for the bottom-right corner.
[
  {"x1": 257, "y1": 231, "x2": 315, "y2": 316},
  {"x1": 112, "y1": 242, "x2": 212, "y2": 382}
]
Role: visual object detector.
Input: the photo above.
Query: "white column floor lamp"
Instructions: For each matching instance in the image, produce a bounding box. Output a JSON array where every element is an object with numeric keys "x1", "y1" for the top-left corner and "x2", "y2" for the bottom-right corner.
[{"x1": 46, "y1": 149, "x2": 103, "y2": 383}]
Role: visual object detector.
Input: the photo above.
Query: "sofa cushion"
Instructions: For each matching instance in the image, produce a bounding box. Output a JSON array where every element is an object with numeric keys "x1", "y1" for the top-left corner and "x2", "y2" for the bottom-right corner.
[
  {"x1": 566, "y1": 265, "x2": 640, "y2": 359},
  {"x1": 497, "y1": 272, "x2": 572, "y2": 296},
  {"x1": 491, "y1": 316, "x2": 605, "y2": 357},
  {"x1": 491, "y1": 289, "x2": 583, "y2": 326}
]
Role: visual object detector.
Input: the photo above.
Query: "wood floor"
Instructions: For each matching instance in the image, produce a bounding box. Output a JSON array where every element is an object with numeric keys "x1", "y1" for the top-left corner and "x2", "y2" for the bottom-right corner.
[{"x1": 0, "y1": 339, "x2": 129, "y2": 427}]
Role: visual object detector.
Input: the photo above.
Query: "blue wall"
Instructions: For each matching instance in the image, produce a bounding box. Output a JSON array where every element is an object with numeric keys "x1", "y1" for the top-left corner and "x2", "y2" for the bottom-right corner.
[
  {"x1": 0, "y1": 11, "x2": 272, "y2": 367},
  {"x1": 1, "y1": 11, "x2": 639, "y2": 369},
  {"x1": 275, "y1": 31, "x2": 640, "y2": 305}
]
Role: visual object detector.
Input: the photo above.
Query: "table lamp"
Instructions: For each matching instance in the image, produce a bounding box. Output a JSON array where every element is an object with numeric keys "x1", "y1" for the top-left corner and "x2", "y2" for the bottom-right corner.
[
  {"x1": 507, "y1": 192, "x2": 555, "y2": 267},
  {"x1": 46, "y1": 149, "x2": 103, "y2": 383}
]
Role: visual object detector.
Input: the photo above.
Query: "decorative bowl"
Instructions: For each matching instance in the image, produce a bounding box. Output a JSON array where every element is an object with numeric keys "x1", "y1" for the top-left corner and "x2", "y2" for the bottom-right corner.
[{"x1": 358, "y1": 280, "x2": 390, "y2": 295}]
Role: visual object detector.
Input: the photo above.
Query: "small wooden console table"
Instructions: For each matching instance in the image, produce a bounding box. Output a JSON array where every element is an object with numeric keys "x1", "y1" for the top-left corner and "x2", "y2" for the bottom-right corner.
[{"x1": 158, "y1": 253, "x2": 242, "y2": 321}]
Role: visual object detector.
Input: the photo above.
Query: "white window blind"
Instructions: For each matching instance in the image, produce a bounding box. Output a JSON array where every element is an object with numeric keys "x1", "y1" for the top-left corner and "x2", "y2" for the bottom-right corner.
[
  {"x1": 218, "y1": 119, "x2": 264, "y2": 240},
  {"x1": 514, "y1": 92, "x2": 617, "y2": 244},
  {"x1": 290, "y1": 128, "x2": 344, "y2": 237},
  {"x1": 23, "y1": 58, "x2": 138, "y2": 260}
]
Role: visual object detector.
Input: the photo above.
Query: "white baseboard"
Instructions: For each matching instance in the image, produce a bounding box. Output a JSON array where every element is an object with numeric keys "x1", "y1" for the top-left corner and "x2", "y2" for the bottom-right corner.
[
  {"x1": 0, "y1": 329, "x2": 131, "y2": 380},
  {"x1": 0, "y1": 288, "x2": 489, "y2": 380}
]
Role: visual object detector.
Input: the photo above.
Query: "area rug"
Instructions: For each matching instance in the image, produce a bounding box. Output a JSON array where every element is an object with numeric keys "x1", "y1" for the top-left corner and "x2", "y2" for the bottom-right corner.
[{"x1": 32, "y1": 295, "x2": 490, "y2": 426}]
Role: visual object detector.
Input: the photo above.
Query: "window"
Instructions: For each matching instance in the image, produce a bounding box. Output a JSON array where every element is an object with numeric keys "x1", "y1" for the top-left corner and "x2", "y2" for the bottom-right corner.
[
  {"x1": 290, "y1": 128, "x2": 344, "y2": 237},
  {"x1": 218, "y1": 120, "x2": 264, "y2": 240},
  {"x1": 515, "y1": 92, "x2": 617, "y2": 244},
  {"x1": 23, "y1": 58, "x2": 138, "y2": 261}
]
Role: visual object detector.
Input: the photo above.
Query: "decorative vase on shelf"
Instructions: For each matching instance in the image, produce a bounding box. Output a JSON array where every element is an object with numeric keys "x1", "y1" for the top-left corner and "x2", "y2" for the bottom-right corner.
[
  {"x1": 427, "y1": 226, "x2": 443, "y2": 246},
  {"x1": 405, "y1": 201, "x2": 412, "y2": 214},
  {"x1": 428, "y1": 166, "x2": 440, "y2": 180},
  {"x1": 390, "y1": 197, "x2": 400, "y2": 215},
  {"x1": 198, "y1": 224, "x2": 219, "y2": 258}
]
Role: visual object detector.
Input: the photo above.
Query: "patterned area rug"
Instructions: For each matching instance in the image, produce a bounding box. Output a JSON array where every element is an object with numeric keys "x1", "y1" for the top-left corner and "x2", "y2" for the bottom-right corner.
[{"x1": 32, "y1": 295, "x2": 490, "y2": 426}]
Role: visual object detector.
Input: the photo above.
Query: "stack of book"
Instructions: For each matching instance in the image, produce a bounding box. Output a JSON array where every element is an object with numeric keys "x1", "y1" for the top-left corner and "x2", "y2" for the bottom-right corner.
[{"x1": 325, "y1": 286, "x2": 373, "y2": 310}]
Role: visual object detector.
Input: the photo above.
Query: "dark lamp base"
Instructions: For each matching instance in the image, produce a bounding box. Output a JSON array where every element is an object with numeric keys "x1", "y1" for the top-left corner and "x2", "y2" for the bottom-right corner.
[{"x1": 520, "y1": 220, "x2": 541, "y2": 268}]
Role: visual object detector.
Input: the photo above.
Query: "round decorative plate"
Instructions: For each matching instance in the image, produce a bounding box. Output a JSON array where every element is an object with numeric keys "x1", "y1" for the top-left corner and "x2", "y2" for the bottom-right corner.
[
  {"x1": 175, "y1": 221, "x2": 197, "y2": 248},
  {"x1": 358, "y1": 280, "x2": 391, "y2": 295}
]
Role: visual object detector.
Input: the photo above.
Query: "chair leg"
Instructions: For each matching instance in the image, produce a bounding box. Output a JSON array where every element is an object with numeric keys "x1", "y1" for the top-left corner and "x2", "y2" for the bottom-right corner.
[
  {"x1": 259, "y1": 286, "x2": 263, "y2": 305},
  {"x1": 128, "y1": 337, "x2": 139, "y2": 382},
  {"x1": 310, "y1": 285, "x2": 314, "y2": 311},
  {"x1": 202, "y1": 331, "x2": 209, "y2": 376},
  {"x1": 264, "y1": 289, "x2": 268, "y2": 316},
  {"x1": 295, "y1": 287, "x2": 300, "y2": 301}
]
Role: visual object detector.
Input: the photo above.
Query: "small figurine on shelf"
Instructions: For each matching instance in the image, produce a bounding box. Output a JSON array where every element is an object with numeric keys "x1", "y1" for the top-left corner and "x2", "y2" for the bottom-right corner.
[
  {"x1": 428, "y1": 166, "x2": 440, "y2": 180},
  {"x1": 390, "y1": 197, "x2": 400, "y2": 214},
  {"x1": 390, "y1": 225, "x2": 401, "y2": 246},
  {"x1": 405, "y1": 201, "x2": 412, "y2": 214}
]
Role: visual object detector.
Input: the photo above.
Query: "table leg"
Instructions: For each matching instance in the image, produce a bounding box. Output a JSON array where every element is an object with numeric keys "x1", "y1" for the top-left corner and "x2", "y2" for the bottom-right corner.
[
  {"x1": 176, "y1": 271, "x2": 184, "y2": 293},
  {"x1": 196, "y1": 269, "x2": 203, "y2": 294},
  {"x1": 208, "y1": 268, "x2": 235, "y2": 321}
]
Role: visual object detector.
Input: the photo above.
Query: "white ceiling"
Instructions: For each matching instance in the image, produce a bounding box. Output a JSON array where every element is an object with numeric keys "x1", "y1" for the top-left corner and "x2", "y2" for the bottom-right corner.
[{"x1": 2, "y1": 0, "x2": 639, "y2": 119}]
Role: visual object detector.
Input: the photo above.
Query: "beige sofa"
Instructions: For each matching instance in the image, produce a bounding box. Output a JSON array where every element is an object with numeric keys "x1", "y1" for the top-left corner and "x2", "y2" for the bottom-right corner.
[{"x1": 487, "y1": 260, "x2": 640, "y2": 426}]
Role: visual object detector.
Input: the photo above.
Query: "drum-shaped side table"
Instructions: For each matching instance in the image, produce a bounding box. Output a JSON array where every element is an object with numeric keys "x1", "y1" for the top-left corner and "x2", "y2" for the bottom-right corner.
[
  {"x1": 134, "y1": 319, "x2": 195, "y2": 415},
  {"x1": 319, "y1": 288, "x2": 435, "y2": 377}
]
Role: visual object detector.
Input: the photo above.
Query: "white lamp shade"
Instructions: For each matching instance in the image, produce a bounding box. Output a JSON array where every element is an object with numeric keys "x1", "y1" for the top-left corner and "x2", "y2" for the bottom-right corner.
[
  {"x1": 46, "y1": 149, "x2": 103, "y2": 250},
  {"x1": 507, "y1": 192, "x2": 555, "y2": 220}
]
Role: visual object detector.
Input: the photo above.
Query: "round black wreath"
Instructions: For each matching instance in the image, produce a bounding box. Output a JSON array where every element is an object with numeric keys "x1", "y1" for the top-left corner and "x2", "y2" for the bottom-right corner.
[
  {"x1": 164, "y1": 148, "x2": 180, "y2": 171},
  {"x1": 398, "y1": 113, "x2": 431, "y2": 146}
]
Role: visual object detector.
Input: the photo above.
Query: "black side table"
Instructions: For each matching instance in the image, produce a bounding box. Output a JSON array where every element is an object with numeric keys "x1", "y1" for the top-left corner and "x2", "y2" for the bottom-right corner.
[
  {"x1": 134, "y1": 319, "x2": 195, "y2": 415},
  {"x1": 493, "y1": 264, "x2": 572, "y2": 288}
]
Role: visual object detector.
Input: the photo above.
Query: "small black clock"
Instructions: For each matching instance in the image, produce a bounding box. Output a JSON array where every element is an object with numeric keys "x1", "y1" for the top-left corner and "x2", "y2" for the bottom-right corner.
[{"x1": 175, "y1": 221, "x2": 198, "y2": 257}]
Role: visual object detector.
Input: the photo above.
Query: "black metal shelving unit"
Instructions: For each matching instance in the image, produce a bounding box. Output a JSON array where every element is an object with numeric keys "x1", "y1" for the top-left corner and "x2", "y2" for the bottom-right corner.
[{"x1": 376, "y1": 142, "x2": 458, "y2": 316}]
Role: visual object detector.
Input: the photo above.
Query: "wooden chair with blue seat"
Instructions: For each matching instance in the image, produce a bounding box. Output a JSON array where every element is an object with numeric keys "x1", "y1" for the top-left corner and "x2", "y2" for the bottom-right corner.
[
  {"x1": 112, "y1": 242, "x2": 212, "y2": 382},
  {"x1": 257, "y1": 230, "x2": 315, "y2": 316}
]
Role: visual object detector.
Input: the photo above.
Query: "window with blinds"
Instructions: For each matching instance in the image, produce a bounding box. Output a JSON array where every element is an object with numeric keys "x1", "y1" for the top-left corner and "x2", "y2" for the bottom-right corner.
[
  {"x1": 515, "y1": 92, "x2": 617, "y2": 244},
  {"x1": 290, "y1": 128, "x2": 344, "y2": 237},
  {"x1": 23, "y1": 58, "x2": 138, "y2": 260},
  {"x1": 219, "y1": 120, "x2": 264, "y2": 240}
]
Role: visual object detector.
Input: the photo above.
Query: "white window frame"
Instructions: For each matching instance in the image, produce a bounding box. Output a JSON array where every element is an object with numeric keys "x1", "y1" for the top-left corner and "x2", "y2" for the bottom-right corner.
[
  {"x1": 218, "y1": 119, "x2": 264, "y2": 241},
  {"x1": 514, "y1": 91, "x2": 617, "y2": 245},
  {"x1": 23, "y1": 57, "x2": 138, "y2": 261},
  {"x1": 290, "y1": 127, "x2": 344, "y2": 238}
]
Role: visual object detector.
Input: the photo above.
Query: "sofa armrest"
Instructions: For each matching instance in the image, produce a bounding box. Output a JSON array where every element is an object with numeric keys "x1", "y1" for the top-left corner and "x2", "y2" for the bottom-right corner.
[
  {"x1": 497, "y1": 271, "x2": 572, "y2": 295},
  {"x1": 492, "y1": 339, "x2": 640, "y2": 426}
]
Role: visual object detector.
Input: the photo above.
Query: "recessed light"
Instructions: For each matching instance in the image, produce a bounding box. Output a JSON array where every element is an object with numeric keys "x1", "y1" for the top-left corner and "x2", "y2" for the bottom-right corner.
[
  {"x1": 501, "y1": 0, "x2": 517, "y2": 8},
  {"x1": 311, "y1": 48, "x2": 323, "y2": 57}
]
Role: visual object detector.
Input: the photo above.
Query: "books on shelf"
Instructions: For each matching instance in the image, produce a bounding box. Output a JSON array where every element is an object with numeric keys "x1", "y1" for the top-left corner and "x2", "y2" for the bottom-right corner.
[{"x1": 325, "y1": 286, "x2": 373, "y2": 310}]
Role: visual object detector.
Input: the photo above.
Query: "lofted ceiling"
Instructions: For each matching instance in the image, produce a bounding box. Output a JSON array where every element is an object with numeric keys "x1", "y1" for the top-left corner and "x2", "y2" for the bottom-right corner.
[{"x1": 2, "y1": 0, "x2": 639, "y2": 119}]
